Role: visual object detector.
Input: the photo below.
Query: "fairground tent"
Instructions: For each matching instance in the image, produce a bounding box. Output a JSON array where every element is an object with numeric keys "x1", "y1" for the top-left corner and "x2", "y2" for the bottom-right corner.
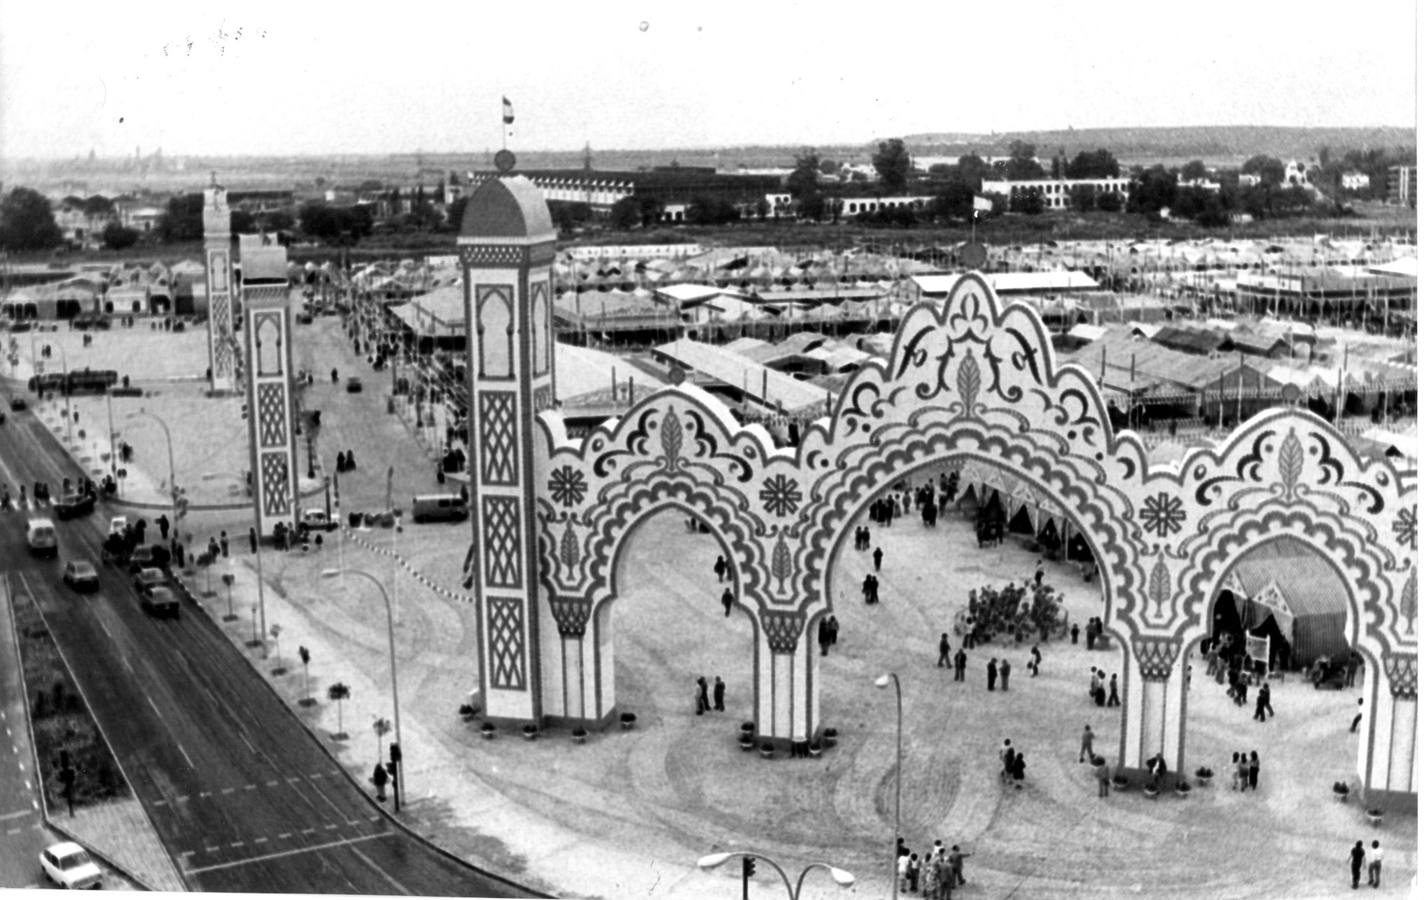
[{"x1": 1218, "y1": 540, "x2": 1350, "y2": 669}]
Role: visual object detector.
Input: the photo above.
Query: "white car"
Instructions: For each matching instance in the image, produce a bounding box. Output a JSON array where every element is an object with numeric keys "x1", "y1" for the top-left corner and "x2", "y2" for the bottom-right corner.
[
  {"x1": 108, "y1": 516, "x2": 128, "y2": 538},
  {"x1": 40, "y1": 841, "x2": 102, "y2": 889}
]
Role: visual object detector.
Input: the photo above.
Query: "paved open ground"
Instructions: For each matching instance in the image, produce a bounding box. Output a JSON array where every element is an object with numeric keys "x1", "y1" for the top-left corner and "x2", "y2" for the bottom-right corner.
[{"x1": 6, "y1": 318, "x2": 1417, "y2": 898}]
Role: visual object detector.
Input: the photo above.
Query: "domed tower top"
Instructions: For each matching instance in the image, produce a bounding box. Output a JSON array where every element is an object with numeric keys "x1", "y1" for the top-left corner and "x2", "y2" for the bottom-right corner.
[{"x1": 459, "y1": 174, "x2": 554, "y2": 242}]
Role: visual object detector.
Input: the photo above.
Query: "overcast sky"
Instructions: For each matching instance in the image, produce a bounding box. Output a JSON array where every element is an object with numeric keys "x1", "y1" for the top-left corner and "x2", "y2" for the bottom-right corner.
[{"x1": 0, "y1": 0, "x2": 1416, "y2": 159}]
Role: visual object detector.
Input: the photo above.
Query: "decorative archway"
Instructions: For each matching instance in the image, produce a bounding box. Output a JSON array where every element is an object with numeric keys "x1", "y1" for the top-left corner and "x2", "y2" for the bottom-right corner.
[{"x1": 458, "y1": 174, "x2": 1416, "y2": 806}]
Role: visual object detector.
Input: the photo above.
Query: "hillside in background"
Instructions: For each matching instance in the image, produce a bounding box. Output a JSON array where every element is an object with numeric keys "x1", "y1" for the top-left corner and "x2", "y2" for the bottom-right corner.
[
  {"x1": 4, "y1": 126, "x2": 1415, "y2": 195},
  {"x1": 900, "y1": 125, "x2": 1416, "y2": 166}
]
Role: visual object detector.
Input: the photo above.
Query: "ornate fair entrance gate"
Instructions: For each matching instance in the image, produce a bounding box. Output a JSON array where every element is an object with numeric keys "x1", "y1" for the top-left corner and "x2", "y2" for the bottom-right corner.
[{"x1": 459, "y1": 172, "x2": 1417, "y2": 808}]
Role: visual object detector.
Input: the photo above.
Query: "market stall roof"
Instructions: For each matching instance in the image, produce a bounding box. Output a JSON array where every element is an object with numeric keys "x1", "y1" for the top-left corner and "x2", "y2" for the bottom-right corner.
[{"x1": 651, "y1": 338, "x2": 831, "y2": 414}]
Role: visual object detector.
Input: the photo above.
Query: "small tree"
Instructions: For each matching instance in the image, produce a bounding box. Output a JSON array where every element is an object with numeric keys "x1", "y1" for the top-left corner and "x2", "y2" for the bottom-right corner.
[
  {"x1": 373, "y1": 716, "x2": 392, "y2": 761},
  {"x1": 101, "y1": 222, "x2": 140, "y2": 250},
  {"x1": 872, "y1": 138, "x2": 912, "y2": 193},
  {"x1": 269, "y1": 623, "x2": 284, "y2": 673},
  {"x1": 328, "y1": 683, "x2": 351, "y2": 738},
  {"x1": 298, "y1": 645, "x2": 313, "y2": 705}
]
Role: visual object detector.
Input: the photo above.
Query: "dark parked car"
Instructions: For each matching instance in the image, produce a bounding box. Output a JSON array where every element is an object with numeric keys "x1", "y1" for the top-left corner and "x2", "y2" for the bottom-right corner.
[
  {"x1": 132, "y1": 566, "x2": 166, "y2": 595},
  {"x1": 53, "y1": 492, "x2": 96, "y2": 520},
  {"x1": 345, "y1": 376, "x2": 363, "y2": 393},
  {"x1": 8, "y1": 395, "x2": 26, "y2": 411},
  {"x1": 127, "y1": 545, "x2": 157, "y2": 574}
]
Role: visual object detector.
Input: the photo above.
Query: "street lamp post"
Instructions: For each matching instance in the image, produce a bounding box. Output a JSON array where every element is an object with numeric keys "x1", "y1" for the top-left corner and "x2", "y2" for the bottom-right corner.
[
  {"x1": 125, "y1": 408, "x2": 177, "y2": 530},
  {"x1": 697, "y1": 851, "x2": 854, "y2": 900},
  {"x1": 55, "y1": 342, "x2": 72, "y2": 445},
  {"x1": 875, "y1": 672, "x2": 903, "y2": 900},
  {"x1": 322, "y1": 567, "x2": 401, "y2": 809}
]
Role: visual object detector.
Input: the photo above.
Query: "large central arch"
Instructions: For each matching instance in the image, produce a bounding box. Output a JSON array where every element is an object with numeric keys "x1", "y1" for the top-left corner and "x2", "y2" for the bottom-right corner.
[{"x1": 455, "y1": 174, "x2": 1417, "y2": 808}]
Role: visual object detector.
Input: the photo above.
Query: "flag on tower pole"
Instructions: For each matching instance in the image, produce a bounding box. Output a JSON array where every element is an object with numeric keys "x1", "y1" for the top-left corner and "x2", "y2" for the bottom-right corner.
[
  {"x1": 502, "y1": 97, "x2": 515, "y2": 125},
  {"x1": 972, "y1": 194, "x2": 993, "y2": 219}
]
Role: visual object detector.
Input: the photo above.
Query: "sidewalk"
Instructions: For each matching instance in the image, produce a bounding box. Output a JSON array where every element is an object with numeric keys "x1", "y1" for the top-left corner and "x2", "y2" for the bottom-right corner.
[{"x1": 55, "y1": 798, "x2": 186, "y2": 892}]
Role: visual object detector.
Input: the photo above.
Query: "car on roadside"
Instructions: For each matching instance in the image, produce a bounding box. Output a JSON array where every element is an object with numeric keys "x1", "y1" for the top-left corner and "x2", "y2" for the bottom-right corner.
[
  {"x1": 126, "y1": 545, "x2": 157, "y2": 574},
  {"x1": 53, "y1": 492, "x2": 97, "y2": 520},
  {"x1": 299, "y1": 508, "x2": 339, "y2": 532},
  {"x1": 39, "y1": 841, "x2": 103, "y2": 889},
  {"x1": 62, "y1": 560, "x2": 100, "y2": 592},
  {"x1": 345, "y1": 376, "x2": 363, "y2": 393},
  {"x1": 132, "y1": 566, "x2": 166, "y2": 595},
  {"x1": 8, "y1": 395, "x2": 27, "y2": 411},
  {"x1": 141, "y1": 585, "x2": 180, "y2": 618},
  {"x1": 107, "y1": 516, "x2": 127, "y2": 538}
]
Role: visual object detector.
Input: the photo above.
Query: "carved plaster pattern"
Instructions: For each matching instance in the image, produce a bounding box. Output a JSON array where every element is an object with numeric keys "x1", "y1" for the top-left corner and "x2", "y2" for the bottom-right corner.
[{"x1": 487, "y1": 597, "x2": 527, "y2": 689}]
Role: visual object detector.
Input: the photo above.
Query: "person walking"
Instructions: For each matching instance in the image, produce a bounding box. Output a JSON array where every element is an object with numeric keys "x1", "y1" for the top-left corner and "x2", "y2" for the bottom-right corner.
[
  {"x1": 695, "y1": 676, "x2": 710, "y2": 715},
  {"x1": 999, "y1": 657, "x2": 1011, "y2": 691},
  {"x1": 721, "y1": 587, "x2": 734, "y2": 617},
  {"x1": 248, "y1": 526, "x2": 258, "y2": 554},
  {"x1": 827, "y1": 615, "x2": 840, "y2": 648},
  {"x1": 1107, "y1": 673, "x2": 1120, "y2": 707},
  {"x1": 862, "y1": 574, "x2": 875, "y2": 604},
  {"x1": 873, "y1": 546, "x2": 884, "y2": 572},
  {"x1": 998, "y1": 739, "x2": 1013, "y2": 785},
  {"x1": 948, "y1": 845, "x2": 969, "y2": 887},
  {"x1": 953, "y1": 646, "x2": 967, "y2": 682},
  {"x1": 1248, "y1": 750, "x2": 1260, "y2": 790},
  {"x1": 1349, "y1": 840, "x2": 1366, "y2": 889},
  {"x1": 1034, "y1": 561, "x2": 1045, "y2": 586},
  {"x1": 1235, "y1": 750, "x2": 1250, "y2": 792},
  {"x1": 1366, "y1": 840, "x2": 1382, "y2": 888},
  {"x1": 938, "y1": 633, "x2": 951, "y2": 668},
  {"x1": 371, "y1": 761, "x2": 389, "y2": 802},
  {"x1": 905, "y1": 853, "x2": 920, "y2": 894},
  {"x1": 219, "y1": 531, "x2": 229, "y2": 557},
  {"x1": 1070, "y1": 622, "x2": 1080, "y2": 645},
  {"x1": 1029, "y1": 644, "x2": 1042, "y2": 677},
  {"x1": 1079, "y1": 724, "x2": 1095, "y2": 763},
  {"x1": 1256, "y1": 682, "x2": 1274, "y2": 719},
  {"x1": 157, "y1": 514, "x2": 170, "y2": 541},
  {"x1": 713, "y1": 676, "x2": 725, "y2": 712},
  {"x1": 987, "y1": 658, "x2": 998, "y2": 691},
  {"x1": 1229, "y1": 751, "x2": 1241, "y2": 791},
  {"x1": 818, "y1": 619, "x2": 831, "y2": 656},
  {"x1": 1095, "y1": 755, "x2": 1111, "y2": 797},
  {"x1": 869, "y1": 575, "x2": 880, "y2": 605},
  {"x1": 713, "y1": 555, "x2": 727, "y2": 583}
]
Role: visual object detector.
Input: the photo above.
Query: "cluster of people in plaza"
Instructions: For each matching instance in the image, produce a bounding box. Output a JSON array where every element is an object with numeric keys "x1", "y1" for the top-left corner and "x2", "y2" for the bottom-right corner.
[
  {"x1": 962, "y1": 579, "x2": 1064, "y2": 647},
  {"x1": 1228, "y1": 750, "x2": 1262, "y2": 791},
  {"x1": 1348, "y1": 839, "x2": 1385, "y2": 889},
  {"x1": 1088, "y1": 667, "x2": 1120, "y2": 707},
  {"x1": 897, "y1": 838, "x2": 969, "y2": 898}
]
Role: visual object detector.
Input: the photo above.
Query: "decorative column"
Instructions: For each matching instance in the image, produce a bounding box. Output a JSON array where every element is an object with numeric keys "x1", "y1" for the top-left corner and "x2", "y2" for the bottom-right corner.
[
  {"x1": 1361, "y1": 653, "x2": 1418, "y2": 809},
  {"x1": 203, "y1": 177, "x2": 237, "y2": 393},
  {"x1": 1119, "y1": 637, "x2": 1181, "y2": 773},
  {"x1": 461, "y1": 158, "x2": 556, "y2": 725},
  {"x1": 241, "y1": 238, "x2": 298, "y2": 538}
]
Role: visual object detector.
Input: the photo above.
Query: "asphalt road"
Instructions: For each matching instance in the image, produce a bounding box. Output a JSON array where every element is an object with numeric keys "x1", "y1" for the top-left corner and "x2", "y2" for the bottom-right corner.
[{"x1": 0, "y1": 400, "x2": 538, "y2": 896}]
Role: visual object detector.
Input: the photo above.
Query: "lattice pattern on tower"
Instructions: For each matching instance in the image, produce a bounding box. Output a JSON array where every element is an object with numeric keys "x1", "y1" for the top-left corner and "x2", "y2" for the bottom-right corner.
[{"x1": 487, "y1": 597, "x2": 527, "y2": 689}]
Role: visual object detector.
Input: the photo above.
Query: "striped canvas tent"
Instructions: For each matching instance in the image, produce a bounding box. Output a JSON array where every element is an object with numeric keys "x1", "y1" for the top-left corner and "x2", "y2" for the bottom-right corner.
[{"x1": 1228, "y1": 542, "x2": 1350, "y2": 668}]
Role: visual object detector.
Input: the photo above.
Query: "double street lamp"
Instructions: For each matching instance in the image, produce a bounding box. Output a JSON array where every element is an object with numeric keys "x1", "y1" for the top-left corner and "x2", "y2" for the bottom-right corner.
[
  {"x1": 697, "y1": 851, "x2": 854, "y2": 900},
  {"x1": 321, "y1": 566, "x2": 402, "y2": 810},
  {"x1": 124, "y1": 408, "x2": 176, "y2": 528}
]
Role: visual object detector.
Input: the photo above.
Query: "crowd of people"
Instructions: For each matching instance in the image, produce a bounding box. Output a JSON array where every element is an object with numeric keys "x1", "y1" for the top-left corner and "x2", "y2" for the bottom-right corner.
[
  {"x1": 897, "y1": 838, "x2": 970, "y2": 898},
  {"x1": 962, "y1": 579, "x2": 1065, "y2": 647}
]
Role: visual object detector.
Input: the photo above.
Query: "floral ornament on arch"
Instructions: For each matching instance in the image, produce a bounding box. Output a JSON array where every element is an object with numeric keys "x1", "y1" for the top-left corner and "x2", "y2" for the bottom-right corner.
[
  {"x1": 547, "y1": 465, "x2": 588, "y2": 508},
  {"x1": 759, "y1": 473, "x2": 803, "y2": 518},
  {"x1": 1392, "y1": 504, "x2": 1417, "y2": 551},
  {"x1": 1139, "y1": 491, "x2": 1186, "y2": 539}
]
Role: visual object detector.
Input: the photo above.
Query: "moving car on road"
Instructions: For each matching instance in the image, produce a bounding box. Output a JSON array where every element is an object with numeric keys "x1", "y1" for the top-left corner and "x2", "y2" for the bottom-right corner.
[
  {"x1": 62, "y1": 560, "x2": 100, "y2": 592},
  {"x1": 26, "y1": 517, "x2": 58, "y2": 558},
  {"x1": 39, "y1": 841, "x2": 102, "y2": 889},
  {"x1": 140, "y1": 585, "x2": 180, "y2": 618},
  {"x1": 299, "y1": 508, "x2": 339, "y2": 532}
]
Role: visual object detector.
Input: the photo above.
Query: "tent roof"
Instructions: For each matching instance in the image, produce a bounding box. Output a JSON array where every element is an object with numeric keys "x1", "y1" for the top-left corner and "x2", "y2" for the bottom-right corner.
[{"x1": 1231, "y1": 541, "x2": 1348, "y2": 618}]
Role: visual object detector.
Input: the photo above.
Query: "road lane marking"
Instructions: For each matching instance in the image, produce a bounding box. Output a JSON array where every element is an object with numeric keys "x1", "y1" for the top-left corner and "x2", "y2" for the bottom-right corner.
[
  {"x1": 198, "y1": 791, "x2": 211, "y2": 799},
  {"x1": 183, "y1": 832, "x2": 393, "y2": 876},
  {"x1": 177, "y1": 743, "x2": 194, "y2": 769},
  {"x1": 301, "y1": 828, "x2": 314, "y2": 835},
  {"x1": 244, "y1": 784, "x2": 256, "y2": 792},
  {"x1": 349, "y1": 843, "x2": 414, "y2": 896},
  {"x1": 146, "y1": 697, "x2": 161, "y2": 717},
  {"x1": 5, "y1": 726, "x2": 10, "y2": 736},
  {"x1": 253, "y1": 837, "x2": 268, "y2": 845},
  {"x1": 228, "y1": 842, "x2": 243, "y2": 849},
  {"x1": 173, "y1": 795, "x2": 189, "y2": 803},
  {"x1": 153, "y1": 800, "x2": 167, "y2": 807},
  {"x1": 98, "y1": 621, "x2": 112, "y2": 640},
  {"x1": 23, "y1": 780, "x2": 30, "y2": 790},
  {"x1": 265, "y1": 780, "x2": 278, "y2": 788},
  {"x1": 204, "y1": 846, "x2": 219, "y2": 854},
  {"x1": 325, "y1": 824, "x2": 339, "y2": 831},
  {"x1": 0, "y1": 809, "x2": 35, "y2": 821},
  {"x1": 239, "y1": 731, "x2": 257, "y2": 755},
  {"x1": 220, "y1": 787, "x2": 235, "y2": 795},
  {"x1": 277, "y1": 832, "x2": 291, "y2": 840}
]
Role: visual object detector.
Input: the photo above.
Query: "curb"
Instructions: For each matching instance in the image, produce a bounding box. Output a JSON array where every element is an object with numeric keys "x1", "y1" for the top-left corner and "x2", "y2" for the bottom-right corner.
[
  {"x1": 170, "y1": 569, "x2": 551, "y2": 899},
  {"x1": 2, "y1": 572, "x2": 168, "y2": 892}
]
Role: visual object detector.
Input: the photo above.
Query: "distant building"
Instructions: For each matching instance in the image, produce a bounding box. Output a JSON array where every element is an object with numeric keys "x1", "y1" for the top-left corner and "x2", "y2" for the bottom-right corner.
[
  {"x1": 1237, "y1": 172, "x2": 1262, "y2": 188},
  {"x1": 979, "y1": 177, "x2": 1130, "y2": 211},
  {"x1": 469, "y1": 167, "x2": 783, "y2": 219},
  {"x1": 1281, "y1": 160, "x2": 1309, "y2": 188},
  {"x1": 1340, "y1": 171, "x2": 1371, "y2": 191},
  {"x1": 1387, "y1": 165, "x2": 1417, "y2": 207},
  {"x1": 840, "y1": 196, "x2": 937, "y2": 216},
  {"x1": 1178, "y1": 176, "x2": 1221, "y2": 192}
]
